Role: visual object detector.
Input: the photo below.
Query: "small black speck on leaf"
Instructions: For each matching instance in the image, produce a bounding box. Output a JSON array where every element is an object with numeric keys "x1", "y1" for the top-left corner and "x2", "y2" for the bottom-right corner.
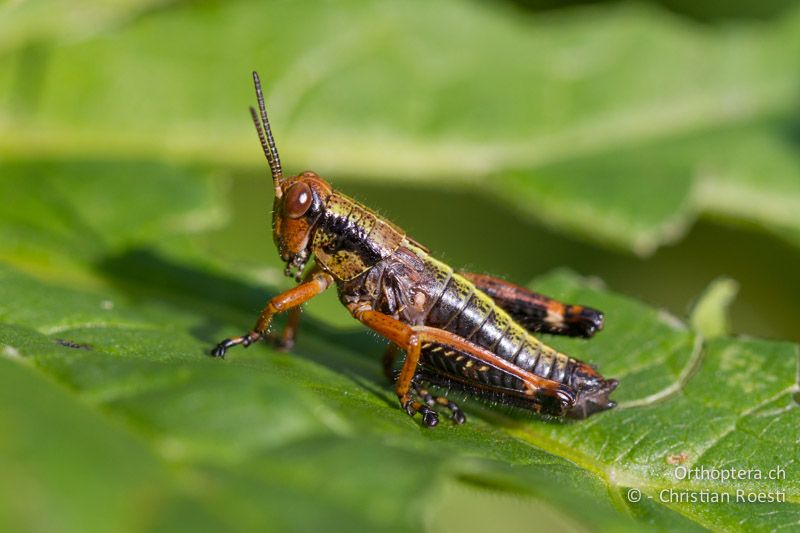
[{"x1": 53, "y1": 339, "x2": 92, "y2": 350}]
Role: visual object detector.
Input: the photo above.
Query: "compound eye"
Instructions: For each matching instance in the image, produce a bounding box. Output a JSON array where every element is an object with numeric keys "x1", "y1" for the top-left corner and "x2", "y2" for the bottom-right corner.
[{"x1": 284, "y1": 183, "x2": 313, "y2": 219}]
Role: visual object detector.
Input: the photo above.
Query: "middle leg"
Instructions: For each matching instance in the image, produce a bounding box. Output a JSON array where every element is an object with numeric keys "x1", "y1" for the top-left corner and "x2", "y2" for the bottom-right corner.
[{"x1": 385, "y1": 343, "x2": 467, "y2": 425}]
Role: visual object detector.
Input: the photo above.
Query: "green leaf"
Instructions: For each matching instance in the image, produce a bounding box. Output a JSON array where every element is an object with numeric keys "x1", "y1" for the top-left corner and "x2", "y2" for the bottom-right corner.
[
  {"x1": 1, "y1": 164, "x2": 798, "y2": 531},
  {"x1": 1, "y1": 0, "x2": 800, "y2": 254},
  {"x1": 689, "y1": 277, "x2": 739, "y2": 339}
]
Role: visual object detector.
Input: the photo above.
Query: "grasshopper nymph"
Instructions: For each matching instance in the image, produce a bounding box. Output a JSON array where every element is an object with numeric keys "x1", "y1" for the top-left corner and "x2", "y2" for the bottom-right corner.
[{"x1": 212, "y1": 72, "x2": 618, "y2": 426}]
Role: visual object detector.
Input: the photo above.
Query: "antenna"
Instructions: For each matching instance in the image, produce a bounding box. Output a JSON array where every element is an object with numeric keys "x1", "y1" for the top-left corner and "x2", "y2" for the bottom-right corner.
[{"x1": 251, "y1": 71, "x2": 283, "y2": 181}]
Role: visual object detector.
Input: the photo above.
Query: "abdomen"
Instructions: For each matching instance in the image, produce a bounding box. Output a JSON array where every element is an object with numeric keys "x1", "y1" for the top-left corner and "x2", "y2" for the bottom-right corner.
[{"x1": 419, "y1": 252, "x2": 577, "y2": 387}]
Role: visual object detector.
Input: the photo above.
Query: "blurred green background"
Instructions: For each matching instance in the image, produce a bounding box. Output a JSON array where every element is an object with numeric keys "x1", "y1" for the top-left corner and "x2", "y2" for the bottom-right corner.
[
  {"x1": 4, "y1": 0, "x2": 800, "y2": 340},
  {"x1": 1, "y1": 0, "x2": 799, "y2": 531}
]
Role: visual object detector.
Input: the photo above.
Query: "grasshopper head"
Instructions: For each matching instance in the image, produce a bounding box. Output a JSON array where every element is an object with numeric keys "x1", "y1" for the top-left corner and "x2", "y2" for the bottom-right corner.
[{"x1": 272, "y1": 172, "x2": 331, "y2": 280}]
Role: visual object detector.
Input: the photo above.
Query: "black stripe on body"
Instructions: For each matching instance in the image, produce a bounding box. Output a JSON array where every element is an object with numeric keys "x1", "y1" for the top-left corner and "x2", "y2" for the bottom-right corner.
[{"x1": 316, "y1": 205, "x2": 384, "y2": 265}]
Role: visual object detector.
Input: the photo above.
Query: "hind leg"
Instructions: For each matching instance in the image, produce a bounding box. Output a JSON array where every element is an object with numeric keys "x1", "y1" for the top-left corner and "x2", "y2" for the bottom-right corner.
[{"x1": 353, "y1": 306, "x2": 575, "y2": 426}]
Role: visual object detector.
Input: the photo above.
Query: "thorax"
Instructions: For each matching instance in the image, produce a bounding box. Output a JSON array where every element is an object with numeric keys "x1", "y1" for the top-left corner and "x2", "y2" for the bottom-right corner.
[{"x1": 311, "y1": 192, "x2": 405, "y2": 281}]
